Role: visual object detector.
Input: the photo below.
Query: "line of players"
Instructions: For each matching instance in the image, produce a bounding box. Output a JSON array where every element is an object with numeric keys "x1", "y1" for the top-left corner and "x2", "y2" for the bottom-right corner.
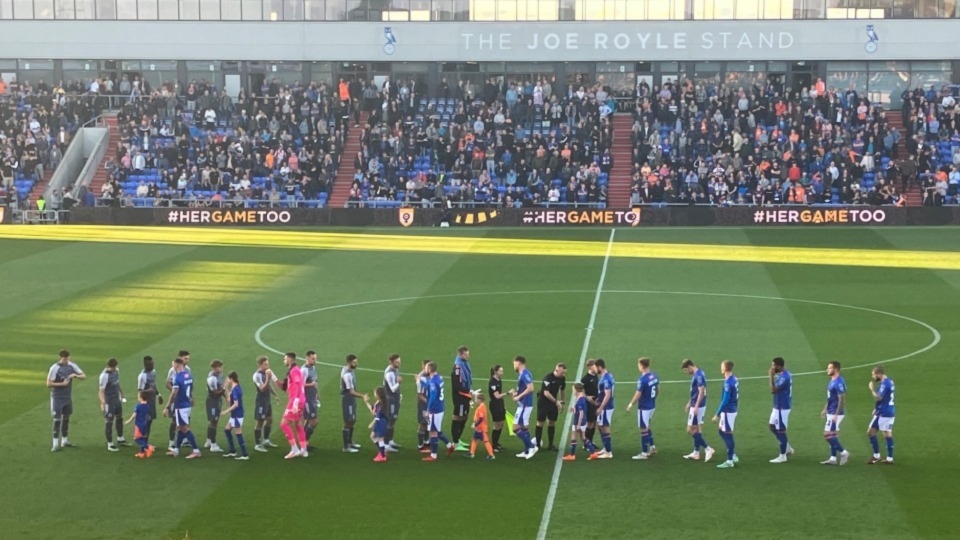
[{"x1": 47, "y1": 346, "x2": 897, "y2": 466}]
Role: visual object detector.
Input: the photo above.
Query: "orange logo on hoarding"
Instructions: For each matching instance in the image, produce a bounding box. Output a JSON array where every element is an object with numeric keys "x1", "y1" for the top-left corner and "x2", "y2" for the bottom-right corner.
[{"x1": 398, "y1": 207, "x2": 415, "y2": 227}]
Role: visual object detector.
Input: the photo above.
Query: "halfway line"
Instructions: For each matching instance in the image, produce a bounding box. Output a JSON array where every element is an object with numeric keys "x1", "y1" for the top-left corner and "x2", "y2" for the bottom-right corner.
[{"x1": 537, "y1": 228, "x2": 615, "y2": 540}]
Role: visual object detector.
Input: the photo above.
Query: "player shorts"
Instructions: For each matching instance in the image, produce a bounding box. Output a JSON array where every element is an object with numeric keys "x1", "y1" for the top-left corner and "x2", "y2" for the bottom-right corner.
[
  {"x1": 417, "y1": 401, "x2": 428, "y2": 426},
  {"x1": 585, "y1": 401, "x2": 597, "y2": 423},
  {"x1": 869, "y1": 415, "x2": 894, "y2": 432},
  {"x1": 769, "y1": 408, "x2": 790, "y2": 430},
  {"x1": 50, "y1": 399, "x2": 73, "y2": 419},
  {"x1": 490, "y1": 402, "x2": 505, "y2": 423},
  {"x1": 473, "y1": 430, "x2": 489, "y2": 442},
  {"x1": 228, "y1": 417, "x2": 244, "y2": 429},
  {"x1": 342, "y1": 397, "x2": 357, "y2": 423},
  {"x1": 174, "y1": 407, "x2": 192, "y2": 427},
  {"x1": 303, "y1": 399, "x2": 318, "y2": 420},
  {"x1": 718, "y1": 412, "x2": 737, "y2": 432},
  {"x1": 427, "y1": 412, "x2": 444, "y2": 432},
  {"x1": 537, "y1": 401, "x2": 558, "y2": 423},
  {"x1": 453, "y1": 394, "x2": 470, "y2": 417},
  {"x1": 134, "y1": 424, "x2": 149, "y2": 440},
  {"x1": 282, "y1": 408, "x2": 302, "y2": 423},
  {"x1": 207, "y1": 401, "x2": 222, "y2": 423},
  {"x1": 638, "y1": 408, "x2": 655, "y2": 430},
  {"x1": 687, "y1": 406, "x2": 705, "y2": 426},
  {"x1": 824, "y1": 414, "x2": 844, "y2": 433},
  {"x1": 255, "y1": 400, "x2": 272, "y2": 421},
  {"x1": 372, "y1": 418, "x2": 387, "y2": 439},
  {"x1": 103, "y1": 401, "x2": 122, "y2": 421},
  {"x1": 146, "y1": 400, "x2": 157, "y2": 420},
  {"x1": 597, "y1": 408, "x2": 613, "y2": 427},
  {"x1": 387, "y1": 399, "x2": 400, "y2": 422},
  {"x1": 514, "y1": 404, "x2": 532, "y2": 427}
]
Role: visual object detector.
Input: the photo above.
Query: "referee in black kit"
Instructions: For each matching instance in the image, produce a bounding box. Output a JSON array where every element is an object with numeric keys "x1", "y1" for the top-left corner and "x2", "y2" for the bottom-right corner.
[{"x1": 535, "y1": 363, "x2": 567, "y2": 451}]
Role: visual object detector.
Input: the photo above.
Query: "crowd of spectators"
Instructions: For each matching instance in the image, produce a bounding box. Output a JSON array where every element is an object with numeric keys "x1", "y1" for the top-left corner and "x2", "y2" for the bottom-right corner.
[
  {"x1": 624, "y1": 76, "x2": 959, "y2": 207},
  {"x1": 98, "y1": 76, "x2": 345, "y2": 209},
  {"x1": 346, "y1": 76, "x2": 617, "y2": 208},
  {"x1": 0, "y1": 78, "x2": 98, "y2": 210}
]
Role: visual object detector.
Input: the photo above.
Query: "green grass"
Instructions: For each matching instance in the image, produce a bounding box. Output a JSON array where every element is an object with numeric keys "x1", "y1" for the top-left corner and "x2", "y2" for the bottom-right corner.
[{"x1": 0, "y1": 227, "x2": 958, "y2": 539}]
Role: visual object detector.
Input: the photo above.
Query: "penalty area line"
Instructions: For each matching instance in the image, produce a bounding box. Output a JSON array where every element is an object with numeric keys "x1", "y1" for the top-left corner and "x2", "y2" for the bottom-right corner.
[{"x1": 537, "y1": 228, "x2": 615, "y2": 540}]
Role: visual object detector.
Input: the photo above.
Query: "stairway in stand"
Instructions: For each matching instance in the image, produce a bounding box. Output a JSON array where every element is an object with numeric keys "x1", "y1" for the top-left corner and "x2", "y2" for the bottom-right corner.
[
  {"x1": 885, "y1": 111, "x2": 921, "y2": 206},
  {"x1": 86, "y1": 114, "x2": 120, "y2": 201},
  {"x1": 329, "y1": 111, "x2": 368, "y2": 208},
  {"x1": 608, "y1": 113, "x2": 634, "y2": 207},
  {"x1": 26, "y1": 169, "x2": 54, "y2": 210}
]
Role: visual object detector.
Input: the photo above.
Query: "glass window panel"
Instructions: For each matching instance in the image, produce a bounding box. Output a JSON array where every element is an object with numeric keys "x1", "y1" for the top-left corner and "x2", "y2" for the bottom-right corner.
[
  {"x1": 179, "y1": 0, "x2": 199, "y2": 19},
  {"x1": 538, "y1": 0, "x2": 557, "y2": 19},
  {"x1": 911, "y1": 71, "x2": 952, "y2": 94},
  {"x1": 323, "y1": 0, "x2": 343, "y2": 19},
  {"x1": 867, "y1": 64, "x2": 909, "y2": 107},
  {"x1": 242, "y1": 0, "x2": 261, "y2": 19},
  {"x1": 137, "y1": 0, "x2": 157, "y2": 18},
  {"x1": 0, "y1": 0, "x2": 11, "y2": 19},
  {"x1": 519, "y1": 0, "x2": 538, "y2": 20},
  {"x1": 693, "y1": 0, "x2": 711, "y2": 18},
  {"x1": 912, "y1": 61, "x2": 950, "y2": 71},
  {"x1": 264, "y1": 0, "x2": 281, "y2": 19},
  {"x1": 158, "y1": 0, "x2": 178, "y2": 17},
  {"x1": 304, "y1": 0, "x2": 323, "y2": 19},
  {"x1": 222, "y1": 0, "x2": 241, "y2": 18},
  {"x1": 97, "y1": 0, "x2": 116, "y2": 18},
  {"x1": 54, "y1": 0, "x2": 75, "y2": 18},
  {"x1": 201, "y1": 0, "x2": 221, "y2": 18},
  {"x1": 13, "y1": 0, "x2": 33, "y2": 18},
  {"x1": 715, "y1": 0, "x2": 733, "y2": 18},
  {"x1": 34, "y1": 0, "x2": 54, "y2": 18},
  {"x1": 578, "y1": 0, "x2": 606, "y2": 19},
  {"x1": 117, "y1": 0, "x2": 136, "y2": 18},
  {"x1": 284, "y1": 0, "x2": 302, "y2": 19},
  {"x1": 344, "y1": 0, "x2": 364, "y2": 20},
  {"x1": 625, "y1": 0, "x2": 643, "y2": 18},
  {"x1": 736, "y1": 0, "x2": 759, "y2": 18},
  {"x1": 469, "y1": 0, "x2": 495, "y2": 19},
  {"x1": 75, "y1": 0, "x2": 94, "y2": 17},
  {"x1": 497, "y1": 0, "x2": 516, "y2": 20}
]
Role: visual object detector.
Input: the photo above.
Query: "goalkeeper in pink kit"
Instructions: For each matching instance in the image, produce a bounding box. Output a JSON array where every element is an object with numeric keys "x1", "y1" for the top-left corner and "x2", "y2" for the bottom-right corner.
[{"x1": 280, "y1": 352, "x2": 308, "y2": 459}]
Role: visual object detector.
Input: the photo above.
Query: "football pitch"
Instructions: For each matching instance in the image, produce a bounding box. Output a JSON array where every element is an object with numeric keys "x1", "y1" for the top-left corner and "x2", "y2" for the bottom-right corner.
[{"x1": 1, "y1": 225, "x2": 959, "y2": 540}]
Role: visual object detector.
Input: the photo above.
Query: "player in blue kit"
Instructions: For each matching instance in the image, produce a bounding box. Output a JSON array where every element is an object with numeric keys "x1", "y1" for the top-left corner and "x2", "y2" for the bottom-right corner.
[
  {"x1": 422, "y1": 361, "x2": 454, "y2": 462},
  {"x1": 681, "y1": 359, "x2": 715, "y2": 462},
  {"x1": 510, "y1": 356, "x2": 537, "y2": 459},
  {"x1": 588, "y1": 359, "x2": 615, "y2": 460},
  {"x1": 221, "y1": 371, "x2": 249, "y2": 460},
  {"x1": 562, "y1": 383, "x2": 596, "y2": 461},
  {"x1": 867, "y1": 365, "x2": 895, "y2": 464},
  {"x1": 164, "y1": 357, "x2": 201, "y2": 459},
  {"x1": 768, "y1": 357, "x2": 795, "y2": 463},
  {"x1": 712, "y1": 360, "x2": 739, "y2": 469},
  {"x1": 625, "y1": 357, "x2": 658, "y2": 460},
  {"x1": 821, "y1": 361, "x2": 850, "y2": 466}
]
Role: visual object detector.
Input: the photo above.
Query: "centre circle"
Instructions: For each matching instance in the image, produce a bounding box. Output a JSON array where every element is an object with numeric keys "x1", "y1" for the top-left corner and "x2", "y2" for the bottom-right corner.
[{"x1": 255, "y1": 290, "x2": 940, "y2": 384}]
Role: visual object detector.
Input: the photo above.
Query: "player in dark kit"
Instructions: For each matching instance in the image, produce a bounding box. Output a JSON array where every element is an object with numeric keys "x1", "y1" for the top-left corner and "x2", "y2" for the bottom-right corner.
[
  {"x1": 47, "y1": 349, "x2": 86, "y2": 451},
  {"x1": 536, "y1": 363, "x2": 567, "y2": 451},
  {"x1": 450, "y1": 346, "x2": 474, "y2": 452},
  {"x1": 580, "y1": 359, "x2": 600, "y2": 447},
  {"x1": 488, "y1": 365, "x2": 507, "y2": 452},
  {"x1": 98, "y1": 357, "x2": 129, "y2": 452},
  {"x1": 137, "y1": 356, "x2": 161, "y2": 452}
]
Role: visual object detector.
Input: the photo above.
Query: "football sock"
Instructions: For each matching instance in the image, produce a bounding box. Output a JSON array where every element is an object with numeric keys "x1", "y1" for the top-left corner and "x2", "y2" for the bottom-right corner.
[
  {"x1": 569, "y1": 442, "x2": 577, "y2": 455},
  {"x1": 281, "y1": 423, "x2": 295, "y2": 446},
  {"x1": 263, "y1": 425, "x2": 272, "y2": 442},
  {"x1": 417, "y1": 428, "x2": 426, "y2": 447},
  {"x1": 115, "y1": 417, "x2": 123, "y2": 440},
  {"x1": 342, "y1": 428, "x2": 350, "y2": 448},
  {"x1": 517, "y1": 429, "x2": 532, "y2": 450},
  {"x1": 777, "y1": 432, "x2": 788, "y2": 454},
  {"x1": 437, "y1": 432, "x2": 450, "y2": 445},
  {"x1": 535, "y1": 426, "x2": 543, "y2": 447},
  {"x1": 305, "y1": 424, "x2": 315, "y2": 441},
  {"x1": 348, "y1": 427, "x2": 355, "y2": 445},
  {"x1": 385, "y1": 426, "x2": 395, "y2": 445},
  {"x1": 168, "y1": 422, "x2": 176, "y2": 443},
  {"x1": 237, "y1": 434, "x2": 248, "y2": 456},
  {"x1": 207, "y1": 426, "x2": 217, "y2": 446},
  {"x1": 254, "y1": 428, "x2": 263, "y2": 445},
  {"x1": 175, "y1": 431, "x2": 184, "y2": 449},
  {"x1": 61, "y1": 417, "x2": 70, "y2": 438},
  {"x1": 430, "y1": 436, "x2": 439, "y2": 456},
  {"x1": 53, "y1": 418, "x2": 61, "y2": 439},
  {"x1": 296, "y1": 425, "x2": 307, "y2": 448},
  {"x1": 105, "y1": 420, "x2": 113, "y2": 444},
  {"x1": 185, "y1": 431, "x2": 198, "y2": 450},
  {"x1": 585, "y1": 439, "x2": 596, "y2": 453},
  {"x1": 870, "y1": 435, "x2": 880, "y2": 455},
  {"x1": 492, "y1": 428, "x2": 501, "y2": 447},
  {"x1": 547, "y1": 426, "x2": 556, "y2": 447},
  {"x1": 641, "y1": 433, "x2": 649, "y2": 453},
  {"x1": 648, "y1": 429, "x2": 654, "y2": 448},
  {"x1": 693, "y1": 432, "x2": 706, "y2": 451},
  {"x1": 885, "y1": 436, "x2": 894, "y2": 458},
  {"x1": 601, "y1": 433, "x2": 612, "y2": 453},
  {"x1": 224, "y1": 430, "x2": 235, "y2": 453},
  {"x1": 585, "y1": 427, "x2": 595, "y2": 443}
]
